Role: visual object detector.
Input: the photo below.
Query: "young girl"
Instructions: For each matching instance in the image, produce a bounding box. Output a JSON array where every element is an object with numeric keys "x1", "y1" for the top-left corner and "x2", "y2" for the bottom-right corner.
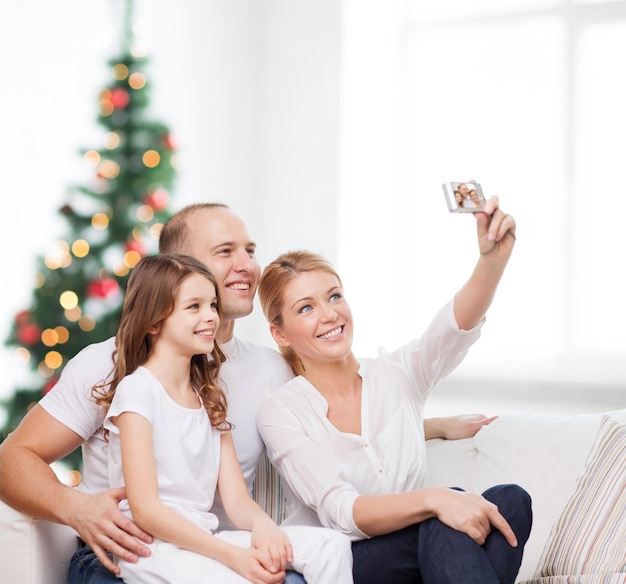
[
  {"x1": 256, "y1": 197, "x2": 533, "y2": 584},
  {"x1": 93, "y1": 254, "x2": 352, "y2": 584}
]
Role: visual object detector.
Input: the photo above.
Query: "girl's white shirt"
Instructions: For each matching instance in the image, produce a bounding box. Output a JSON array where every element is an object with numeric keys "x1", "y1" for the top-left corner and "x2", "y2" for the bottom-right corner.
[{"x1": 104, "y1": 366, "x2": 222, "y2": 532}]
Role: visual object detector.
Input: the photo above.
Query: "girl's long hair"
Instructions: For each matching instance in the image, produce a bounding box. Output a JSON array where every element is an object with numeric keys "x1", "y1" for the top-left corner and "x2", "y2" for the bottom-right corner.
[
  {"x1": 258, "y1": 250, "x2": 342, "y2": 377},
  {"x1": 92, "y1": 254, "x2": 231, "y2": 431}
]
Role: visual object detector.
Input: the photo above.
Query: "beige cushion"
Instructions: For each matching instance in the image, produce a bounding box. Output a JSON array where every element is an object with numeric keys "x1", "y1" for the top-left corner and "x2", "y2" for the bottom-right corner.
[
  {"x1": 473, "y1": 412, "x2": 605, "y2": 581},
  {"x1": 521, "y1": 411, "x2": 626, "y2": 584}
]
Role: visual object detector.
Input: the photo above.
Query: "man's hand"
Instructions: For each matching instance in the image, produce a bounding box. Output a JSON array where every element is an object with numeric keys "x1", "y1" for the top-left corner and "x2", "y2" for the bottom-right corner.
[
  {"x1": 70, "y1": 488, "x2": 153, "y2": 574},
  {"x1": 424, "y1": 414, "x2": 497, "y2": 441}
]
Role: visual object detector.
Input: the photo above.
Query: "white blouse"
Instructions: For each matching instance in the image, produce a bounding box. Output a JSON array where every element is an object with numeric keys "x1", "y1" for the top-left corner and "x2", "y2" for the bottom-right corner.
[{"x1": 257, "y1": 300, "x2": 483, "y2": 541}]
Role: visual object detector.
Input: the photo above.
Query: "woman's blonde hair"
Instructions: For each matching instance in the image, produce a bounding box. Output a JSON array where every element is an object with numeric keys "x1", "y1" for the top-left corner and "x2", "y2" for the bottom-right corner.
[
  {"x1": 92, "y1": 253, "x2": 231, "y2": 432},
  {"x1": 258, "y1": 250, "x2": 342, "y2": 376}
]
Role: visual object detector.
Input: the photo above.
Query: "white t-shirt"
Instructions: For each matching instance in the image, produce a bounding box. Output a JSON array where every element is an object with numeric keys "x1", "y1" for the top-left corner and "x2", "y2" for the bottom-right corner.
[
  {"x1": 104, "y1": 367, "x2": 222, "y2": 533},
  {"x1": 257, "y1": 300, "x2": 483, "y2": 541},
  {"x1": 39, "y1": 335, "x2": 292, "y2": 526}
]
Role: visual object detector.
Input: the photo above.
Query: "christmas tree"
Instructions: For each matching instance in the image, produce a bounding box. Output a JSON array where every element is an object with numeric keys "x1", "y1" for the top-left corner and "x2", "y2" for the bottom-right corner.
[{"x1": 0, "y1": 8, "x2": 177, "y2": 470}]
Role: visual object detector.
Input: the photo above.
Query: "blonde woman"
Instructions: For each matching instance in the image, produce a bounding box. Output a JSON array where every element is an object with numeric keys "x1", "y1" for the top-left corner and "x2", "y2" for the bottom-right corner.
[{"x1": 257, "y1": 197, "x2": 532, "y2": 584}]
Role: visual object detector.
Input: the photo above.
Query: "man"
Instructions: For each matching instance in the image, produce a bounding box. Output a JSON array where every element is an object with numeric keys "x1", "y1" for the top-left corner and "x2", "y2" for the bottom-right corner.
[{"x1": 0, "y1": 203, "x2": 491, "y2": 583}]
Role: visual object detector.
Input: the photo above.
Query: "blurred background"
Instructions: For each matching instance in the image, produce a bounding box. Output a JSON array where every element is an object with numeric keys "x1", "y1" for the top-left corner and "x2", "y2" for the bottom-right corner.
[{"x1": 1, "y1": 0, "x2": 624, "y2": 430}]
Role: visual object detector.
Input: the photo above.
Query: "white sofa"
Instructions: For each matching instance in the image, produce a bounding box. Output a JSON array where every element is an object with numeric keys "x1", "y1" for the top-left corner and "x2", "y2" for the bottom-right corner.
[{"x1": 2, "y1": 409, "x2": 625, "y2": 583}]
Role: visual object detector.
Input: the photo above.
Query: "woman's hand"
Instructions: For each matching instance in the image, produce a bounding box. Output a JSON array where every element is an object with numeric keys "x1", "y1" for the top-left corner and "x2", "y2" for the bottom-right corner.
[
  {"x1": 429, "y1": 487, "x2": 518, "y2": 547},
  {"x1": 475, "y1": 195, "x2": 516, "y2": 261}
]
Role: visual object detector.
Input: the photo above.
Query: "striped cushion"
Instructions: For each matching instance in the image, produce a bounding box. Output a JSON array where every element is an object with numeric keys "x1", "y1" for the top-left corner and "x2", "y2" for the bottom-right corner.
[
  {"x1": 521, "y1": 413, "x2": 626, "y2": 584},
  {"x1": 252, "y1": 452, "x2": 287, "y2": 524}
]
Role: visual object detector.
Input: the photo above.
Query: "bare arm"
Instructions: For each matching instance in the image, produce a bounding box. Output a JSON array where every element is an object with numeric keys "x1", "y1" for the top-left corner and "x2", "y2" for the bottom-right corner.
[
  {"x1": 0, "y1": 405, "x2": 84, "y2": 521},
  {"x1": 352, "y1": 487, "x2": 518, "y2": 547},
  {"x1": 0, "y1": 404, "x2": 152, "y2": 575},
  {"x1": 117, "y1": 414, "x2": 286, "y2": 584},
  {"x1": 453, "y1": 196, "x2": 516, "y2": 330},
  {"x1": 217, "y1": 432, "x2": 293, "y2": 576}
]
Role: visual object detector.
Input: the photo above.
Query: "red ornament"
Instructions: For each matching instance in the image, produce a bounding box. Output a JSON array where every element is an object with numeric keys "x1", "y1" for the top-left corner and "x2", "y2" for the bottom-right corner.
[
  {"x1": 15, "y1": 310, "x2": 31, "y2": 324},
  {"x1": 17, "y1": 322, "x2": 42, "y2": 346},
  {"x1": 43, "y1": 378, "x2": 59, "y2": 395},
  {"x1": 125, "y1": 238, "x2": 146, "y2": 256},
  {"x1": 162, "y1": 134, "x2": 175, "y2": 150},
  {"x1": 86, "y1": 277, "x2": 120, "y2": 299},
  {"x1": 110, "y1": 88, "x2": 130, "y2": 109},
  {"x1": 143, "y1": 188, "x2": 170, "y2": 211}
]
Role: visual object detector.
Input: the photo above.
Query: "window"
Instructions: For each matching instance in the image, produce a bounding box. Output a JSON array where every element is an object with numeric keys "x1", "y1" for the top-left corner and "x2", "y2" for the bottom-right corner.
[{"x1": 339, "y1": 0, "x2": 625, "y2": 389}]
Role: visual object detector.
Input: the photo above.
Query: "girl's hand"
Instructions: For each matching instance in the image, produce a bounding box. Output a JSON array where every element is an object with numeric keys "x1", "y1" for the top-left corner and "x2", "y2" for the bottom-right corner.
[
  {"x1": 250, "y1": 516, "x2": 294, "y2": 576},
  {"x1": 230, "y1": 547, "x2": 287, "y2": 584},
  {"x1": 475, "y1": 195, "x2": 516, "y2": 260}
]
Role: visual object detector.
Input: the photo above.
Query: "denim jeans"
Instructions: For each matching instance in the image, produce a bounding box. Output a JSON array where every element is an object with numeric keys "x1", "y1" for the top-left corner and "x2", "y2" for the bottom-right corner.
[
  {"x1": 351, "y1": 484, "x2": 532, "y2": 584},
  {"x1": 68, "y1": 544, "x2": 118, "y2": 584},
  {"x1": 68, "y1": 543, "x2": 307, "y2": 583}
]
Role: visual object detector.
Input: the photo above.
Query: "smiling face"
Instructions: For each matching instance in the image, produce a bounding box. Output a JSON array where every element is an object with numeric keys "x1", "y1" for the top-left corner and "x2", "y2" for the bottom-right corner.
[
  {"x1": 157, "y1": 273, "x2": 220, "y2": 358},
  {"x1": 469, "y1": 189, "x2": 481, "y2": 206},
  {"x1": 270, "y1": 269, "x2": 354, "y2": 368},
  {"x1": 183, "y1": 207, "x2": 261, "y2": 328}
]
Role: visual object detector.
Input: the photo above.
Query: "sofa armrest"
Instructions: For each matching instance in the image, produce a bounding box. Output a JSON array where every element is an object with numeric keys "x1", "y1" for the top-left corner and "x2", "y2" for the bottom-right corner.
[{"x1": 0, "y1": 499, "x2": 78, "y2": 584}]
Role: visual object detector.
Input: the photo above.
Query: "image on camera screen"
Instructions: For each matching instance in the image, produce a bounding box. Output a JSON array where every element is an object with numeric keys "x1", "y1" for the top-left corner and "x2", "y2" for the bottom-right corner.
[{"x1": 442, "y1": 181, "x2": 485, "y2": 213}]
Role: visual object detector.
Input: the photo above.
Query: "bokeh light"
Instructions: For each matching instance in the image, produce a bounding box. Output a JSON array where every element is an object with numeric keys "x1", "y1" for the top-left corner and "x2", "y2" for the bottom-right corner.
[
  {"x1": 149, "y1": 223, "x2": 163, "y2": 240},
  {"x1": 78, "y1": 315, "x2": 96, "y2": 332},
  {"x1": 72, "y1": 239, "x2": 90, "y2": 258},
  {"x1": 64, "y1": 306, "x2": 82, "y2": 322},
  {"x1": 59, "y1": 291, "x2": 79, "y2": 310},
  {"x1": 55, "y1": 326, "x2": 70, "y2": 343},
  {"x1": 142, "y1": 150, "x2": 160, "y2": 168},
  {"x1": 44, "y1": 351, "x2": 63, "y2": 370},
  {"x1": 129, "y1": 72, "x2": 146, "y2": 89},
  {"x1": 136, "y1": 204, "x2": 154, "y2": 222},
  {"x1": 92, "y1": 213, "x2": 110, "y2": 230},
  {"x1": 41, "y1": 328, "x2": 59, "y2": 347},
  {"x1": 98, "y1": 160, "x2": 120, "y2": 179},
  {"x1": 103, "y1": 132, "x2": 121, "y2": 149},
  {"x1": 112, "y1": 63, "x2": 129, "y2": 80},
  {"x1": 124, "y1": 250, "x2": 142, "y2": 268},
  {"x1": 45, "y1": 241, "x2": 72, "y2": 270},
  {"x1": 83, "y1": 151, "x2": 101, "y2": 167}
]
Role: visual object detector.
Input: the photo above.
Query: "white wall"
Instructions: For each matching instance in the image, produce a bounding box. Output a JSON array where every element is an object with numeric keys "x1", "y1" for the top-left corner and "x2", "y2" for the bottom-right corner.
[
  {"x1": 1, "y1": 1, "x2": 622, "y2": 417},
  {"x1": 0, "y1": 0, "x2": 342, "y2": 401}
]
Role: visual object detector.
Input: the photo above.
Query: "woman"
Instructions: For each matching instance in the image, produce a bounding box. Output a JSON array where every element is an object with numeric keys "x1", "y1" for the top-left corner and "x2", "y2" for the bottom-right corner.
[
  {"x1": 256, "y1": 197, "x2": 532, "y2": 584},
  {"x1": 92, "y1": 254, "x2": 353, "y2": 584}
]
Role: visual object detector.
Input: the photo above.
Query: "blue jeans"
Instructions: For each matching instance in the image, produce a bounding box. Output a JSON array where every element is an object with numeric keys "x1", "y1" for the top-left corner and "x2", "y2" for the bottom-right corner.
[
  {"x1": 68, "y1": 543, "x2": 307, "y2": 583},
  {"x1": 351, "y1": 484, "x2": 532, "y2": 584}
]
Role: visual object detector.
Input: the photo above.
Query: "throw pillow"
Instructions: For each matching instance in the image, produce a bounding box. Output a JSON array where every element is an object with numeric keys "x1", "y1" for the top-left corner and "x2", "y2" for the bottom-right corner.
[
  {"x1": 521, "y1": 412, "x2": 626, "y2": 584},
  {"x1": 473, "y1": 412, "x2": 604, "y2": 581}
]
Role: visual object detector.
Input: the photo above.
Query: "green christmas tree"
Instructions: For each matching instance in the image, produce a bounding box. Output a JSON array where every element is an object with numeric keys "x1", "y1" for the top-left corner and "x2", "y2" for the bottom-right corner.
[{"x1": 1, "y1": 13, "x2": 177, "y2": 470}]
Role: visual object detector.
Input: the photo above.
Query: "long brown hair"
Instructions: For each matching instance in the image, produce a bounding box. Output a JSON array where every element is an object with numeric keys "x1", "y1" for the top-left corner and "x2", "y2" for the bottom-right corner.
[
  {"x1": 258, "y1": 250, "x2": 342, "y2": 376},
  {"x1": 92, "y1": 254, "x2": 231, "y2": 430}
]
